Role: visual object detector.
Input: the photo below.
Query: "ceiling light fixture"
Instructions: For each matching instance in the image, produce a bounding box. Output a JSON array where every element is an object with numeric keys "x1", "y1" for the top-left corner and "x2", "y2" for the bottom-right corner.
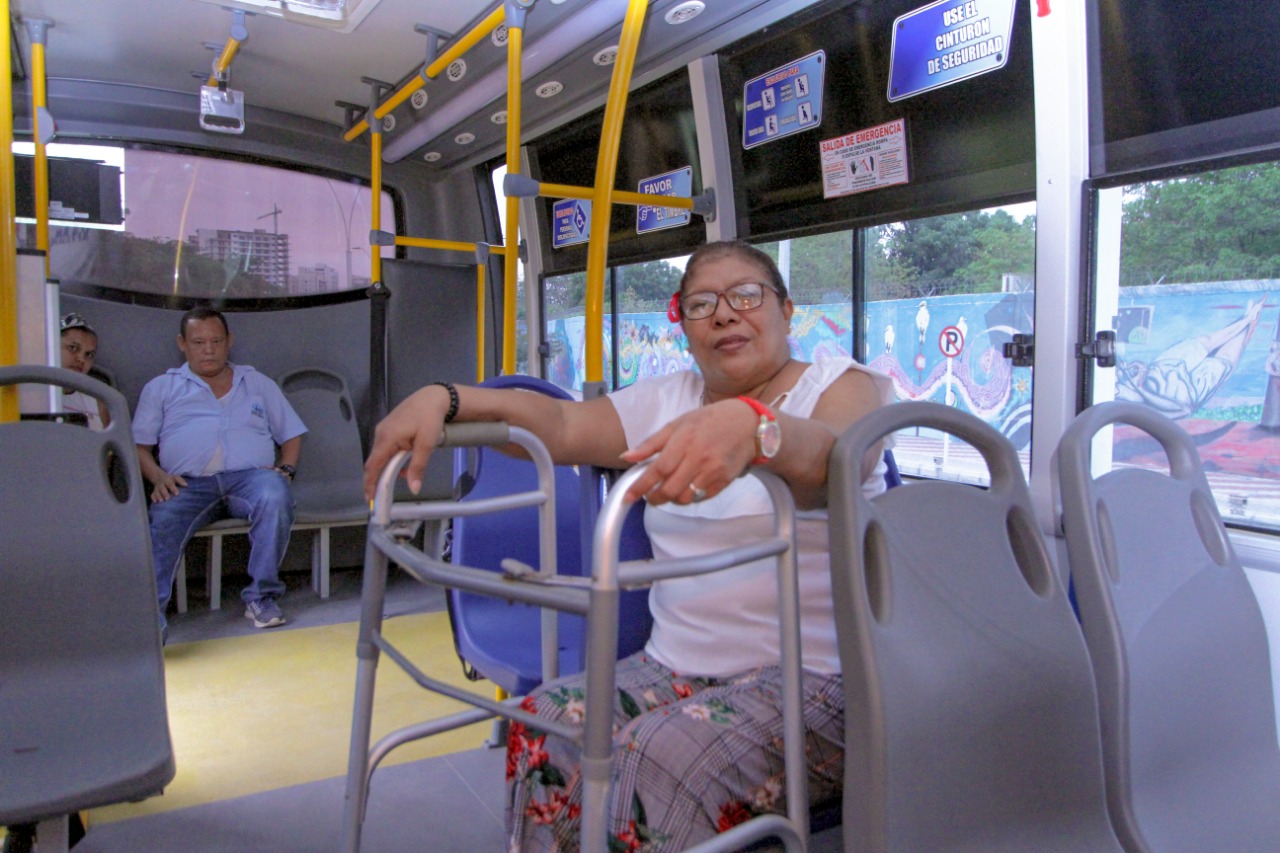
[
  {"x1": 664, "y1": 1, "x2": 705, "y2": 25},
  {"x1": 190, "y1": 0, "x2": 383, "y2": 34},
  {"x1": 381, "y1": 0, "x2": 629, "y2": 163}
]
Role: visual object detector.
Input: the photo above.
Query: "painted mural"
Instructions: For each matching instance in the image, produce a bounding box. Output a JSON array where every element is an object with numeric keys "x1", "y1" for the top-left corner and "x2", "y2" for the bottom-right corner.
[
  {"x1": 546, "y1": 280, "x2": 1280, "y2": 526},
  {"x1": 547, "y1": 281, "x2": 1280, "y2": 465},
  {"x1": 548, "y1": 292, "x2": 1035, "y2": 449},
  {"x1": 1112, "y1": 282, "x2": 1280, "y2": 490}
]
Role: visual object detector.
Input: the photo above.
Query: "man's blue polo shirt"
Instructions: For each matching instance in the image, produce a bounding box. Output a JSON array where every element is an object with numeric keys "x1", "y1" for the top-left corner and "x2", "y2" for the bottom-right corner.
[{"x1": 133, "y1": 363, "x2": 307, "y2": 478}]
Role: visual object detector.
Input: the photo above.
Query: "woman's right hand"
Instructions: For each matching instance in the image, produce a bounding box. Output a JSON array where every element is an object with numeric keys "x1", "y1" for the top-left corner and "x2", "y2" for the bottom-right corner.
[{"x1": 363, "y1": 384, "x2": 452, "y2": 500}]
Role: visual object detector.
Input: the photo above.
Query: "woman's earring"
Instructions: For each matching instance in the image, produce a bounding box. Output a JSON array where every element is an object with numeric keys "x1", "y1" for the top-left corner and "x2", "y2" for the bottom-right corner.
[{"x1": 667, "y1": 293, "x2": 681, "y2": 323}]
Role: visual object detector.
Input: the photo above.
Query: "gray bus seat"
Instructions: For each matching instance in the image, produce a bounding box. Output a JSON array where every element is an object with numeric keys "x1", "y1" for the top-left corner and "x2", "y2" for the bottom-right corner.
[
  {"x1": 0, "y1": 365, "x2": 175, "y2": 851},
  {"x1": 1055, "y1": 400, "x2": 1280, "y2": 853},
  {"x1": 280, "y1": 367, "x2": 370, "y2": 598},
  {"x1": 828, "y1": 401, "x2": 1122, "y2": 853}
]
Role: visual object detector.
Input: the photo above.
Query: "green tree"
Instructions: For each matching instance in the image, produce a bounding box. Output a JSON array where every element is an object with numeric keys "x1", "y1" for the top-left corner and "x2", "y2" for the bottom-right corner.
[
  {"x1": 870, "y1": 210, "x2": 1034, "y2": 298},
  {"x1": 758, "y1": 232, "x2": 853, "y2": 304},
  {"x1": 955, "y1": 211, "x2": 1036, "y2": 291},
  {"x1": 544, "y1": 271, "x2": 587, "y2": 319},
  {"x1": 616, "y1": 259, "x2": 683, "y2": 311},
  {"x1": 1121, "y1": 162, "x2": 1280, "y2": 286}
]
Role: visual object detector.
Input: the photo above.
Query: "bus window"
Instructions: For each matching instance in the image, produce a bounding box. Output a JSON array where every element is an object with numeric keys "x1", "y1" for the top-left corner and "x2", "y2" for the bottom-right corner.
[
  {"x1": 543, "y1": 257, "x2": 694, "y2": 394},
  {"x1": 755, "y1": 232, "x2": 855, "y2": 363},
  {"x1": 1090, "y1": 162, "x2": 1280, "y2": 532},
  {"x1": 20, "y1": 144, "x2": 393, "y2": 299},
  {"x1": 543, "y1": 269, "x2": 602, "y2": 394},
  {"x1": 866, "y1": 206, "x2": 1036, "y2": 485},
  {"x1": 614, "y1": 258, "x2": 689, "y2": 389}
]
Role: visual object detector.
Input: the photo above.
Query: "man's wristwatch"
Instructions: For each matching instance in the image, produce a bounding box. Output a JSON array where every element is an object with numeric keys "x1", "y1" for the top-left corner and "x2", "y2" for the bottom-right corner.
[
  {"x1": 737, "y1": 397, "x2": 781, "y2": 464},
  {"x1": 279, "y1": 464, "x2": 297, "y2": 481}
]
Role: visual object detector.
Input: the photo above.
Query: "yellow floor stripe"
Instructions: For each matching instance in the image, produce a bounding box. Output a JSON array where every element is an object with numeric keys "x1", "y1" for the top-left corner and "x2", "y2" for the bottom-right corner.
[{"x1": 91, "y1": 611, "x2": 493, "y2": 824}]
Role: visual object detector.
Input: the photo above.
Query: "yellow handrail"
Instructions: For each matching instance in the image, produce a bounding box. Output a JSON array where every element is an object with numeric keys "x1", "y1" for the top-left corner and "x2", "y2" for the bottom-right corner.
[
  {"x1": 343, "y1": 5, "x2": 506, "y2": 143},
  {"x1": 370, "y1": 128, "x2": 383, "y2": 285},
  {"x1": 476, "y1": 258, "x2": 487, "y2": 383},
  {"x1": 501, "y1": 12, "x2": 524, "y2": 375},
  {"x1": 29, "y1": 30, "x2": 50, "y2": 277},
  {"x1": 535, "y1": 181, "x2": 695, "y2": 211},
  {"x1": 205, "y1": 36, "x2": 242, "y2": 88},
  {"x1": 583, "y1": 0, "x2": 649, "y2": 385},
  {"x1": 394, "y1": 235, "x2": 507, "y2": 254},
  {"x1": 1, "y1": 0, "x2": 19, "y2": 420}
]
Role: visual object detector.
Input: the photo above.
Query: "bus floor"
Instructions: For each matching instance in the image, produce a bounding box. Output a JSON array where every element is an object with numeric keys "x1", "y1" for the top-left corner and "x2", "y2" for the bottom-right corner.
[{"x1": 22, "y1": 566, "x2": 842, "y2": 852}]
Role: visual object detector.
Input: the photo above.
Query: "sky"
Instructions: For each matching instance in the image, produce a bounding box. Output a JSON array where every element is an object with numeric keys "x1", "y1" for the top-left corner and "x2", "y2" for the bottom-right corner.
[{"x1": 18, "y1": 142, "x2": 392, "y2": 286}]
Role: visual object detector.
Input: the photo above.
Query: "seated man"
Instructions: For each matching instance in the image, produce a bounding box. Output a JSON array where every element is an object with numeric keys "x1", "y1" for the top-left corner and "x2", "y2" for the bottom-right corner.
[{"x1": 134, "y1": 306, "x2": 306, "y2": 635}]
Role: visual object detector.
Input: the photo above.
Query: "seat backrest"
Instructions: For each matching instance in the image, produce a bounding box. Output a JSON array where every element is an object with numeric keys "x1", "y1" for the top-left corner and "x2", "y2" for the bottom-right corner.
[
  {"x1": 449, "y1": 376, "x2": 654, "y2": 693},
  {"x1": 828, "y1": 401, "x2": 1122, "y2": 853},
  {"x1": 448, "y1": 376, "x2": 591, "y2": 693},
  {"x1": 1055, "y1": 400, "x2": 1280, "y2": 853},
  {"x1": 279, "y1": 367, "x2": 367, "y2": 515},
  {"x1": 881, "y1": 447, "x2": 902, "y2": 489},
  {"x1": 451, "y1": 374, "x2": 584, "y2": 578},
  {"x1": 0, "y1": 365, "x2": 174, "y2": 824}
]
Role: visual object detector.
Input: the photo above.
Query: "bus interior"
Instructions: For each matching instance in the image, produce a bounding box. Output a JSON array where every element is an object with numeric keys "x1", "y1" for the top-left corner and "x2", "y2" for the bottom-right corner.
[{"x1": 3, "y1": 0, "x2": 1280, "y2": 851}]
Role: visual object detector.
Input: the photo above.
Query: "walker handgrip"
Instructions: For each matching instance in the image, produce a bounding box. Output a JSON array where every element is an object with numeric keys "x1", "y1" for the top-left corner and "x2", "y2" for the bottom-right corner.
[{"x1": 438, "y1": 421, "x2": 510, "y2": 448}]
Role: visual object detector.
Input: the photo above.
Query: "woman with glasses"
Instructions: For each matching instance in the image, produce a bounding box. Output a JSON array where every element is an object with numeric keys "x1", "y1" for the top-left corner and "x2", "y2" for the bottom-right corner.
[{"x1": 365, "y1": 240, "x2": 893, "y2": 852}]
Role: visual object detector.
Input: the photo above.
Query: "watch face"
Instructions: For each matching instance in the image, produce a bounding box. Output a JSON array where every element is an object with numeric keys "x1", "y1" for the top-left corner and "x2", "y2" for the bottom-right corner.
[{"x1": 758, "y1": 418, "x2": 782, "y2": 458}]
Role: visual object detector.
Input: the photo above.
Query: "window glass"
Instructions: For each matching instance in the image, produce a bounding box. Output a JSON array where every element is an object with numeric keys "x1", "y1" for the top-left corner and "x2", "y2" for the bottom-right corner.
[
  {"x1": 19, "y1": 144, "x2": 392, "y2": 298},
  {"x1": 543, "y1": 270, "x2": 610, "y2": 394},
  {"x1": 491, "y1": 163, "x2": 529, "y2": 376},
  {"x1": 615, "y1": 259, "x2": 690, "y2": 389},
  {"x1": 543, "y1": 259, "x2": 690, "y2": 394},
  {"x1": 865, "y1": 205, "x2": 1036, "y2": 484},
  {"x1": 1092, "y1": 163, "x2": 1280, "y2": 531},
  {"x1": 755, "y1": 232, "x2": 854, "y2": 363}
]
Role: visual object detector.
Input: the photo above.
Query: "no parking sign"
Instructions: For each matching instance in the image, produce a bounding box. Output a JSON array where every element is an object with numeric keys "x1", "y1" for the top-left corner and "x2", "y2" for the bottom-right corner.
[{"x1": 939, "y1": 325, "x2": 964, "y2": 358}]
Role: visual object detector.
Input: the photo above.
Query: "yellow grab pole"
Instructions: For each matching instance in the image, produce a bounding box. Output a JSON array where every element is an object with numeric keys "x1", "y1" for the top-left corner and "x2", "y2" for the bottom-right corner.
[
  {"x1": 342, "y1": 116, "x2": 369, "y2": 145},
  {"x1": 502, "y1": 6, "x2": 525, "y2": 376},
  {"x1": 371, "y1": 76, "x2": 421, "y2": 123},
  {"x1": 344, "y1": 5, "x2": 507, "y2": 143},
  {"x1": 424, "y1": 5, "x2": 507, "y2": 82},
  {"x1": 476, "y1": 258, "x2": 487, "y2": 383},
  {"x1": 205, "y1": 37, "x2": 242, "y2": 87},
  {"x1": 536, "y1": 181, "x2": 695, "y2": 211},
  {"x1": 583, "y1": 0, "x2": 648, "y2": 385},
  {"x1": 27, "y1": 21, "x2": 50, "y2": 277},
  {"x1": 395, "y1": 236, "x2": 498, "y2": 253},
  {"x1": 206, "y1": 11, "x2": 248, "y2": 87},
  {"x1": 370, "y1": 128, "x2": 383, "y2": 285},
  {"x1": 1, "y1": 0, "x2": 20, "y2": 420}
]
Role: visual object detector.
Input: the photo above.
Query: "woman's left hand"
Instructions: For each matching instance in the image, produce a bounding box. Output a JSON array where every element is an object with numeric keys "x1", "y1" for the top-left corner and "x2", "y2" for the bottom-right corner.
[{"x1": 618, "y1": 399, "x2": 758, "y2": 505}]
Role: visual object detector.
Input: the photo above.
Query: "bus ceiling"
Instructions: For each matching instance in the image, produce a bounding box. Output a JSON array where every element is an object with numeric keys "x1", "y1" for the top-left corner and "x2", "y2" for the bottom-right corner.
[{"x1": 9, "y1": 0, "x2": 830, "y2": 169}]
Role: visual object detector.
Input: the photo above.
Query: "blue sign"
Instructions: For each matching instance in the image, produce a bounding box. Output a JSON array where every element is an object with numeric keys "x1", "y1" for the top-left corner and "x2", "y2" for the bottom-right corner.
[
  {"x1": 742, "y1": 50, "x2": 825, "y2": 149},
  {"x1": 887, "y1": 0, "x2": 1016, "y2": 103},
  {"x1": 636, "y1": 166, "x2": 692, "y2": 234},
  {"x1": 552, "y1": 198, "x2": 591, "y2": 249}
]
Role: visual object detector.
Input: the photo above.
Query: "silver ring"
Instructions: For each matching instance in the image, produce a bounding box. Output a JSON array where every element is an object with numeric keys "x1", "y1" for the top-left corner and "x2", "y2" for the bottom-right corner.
[{"x1": 688, "y1": 482, "x2": 707, "y2": 502}]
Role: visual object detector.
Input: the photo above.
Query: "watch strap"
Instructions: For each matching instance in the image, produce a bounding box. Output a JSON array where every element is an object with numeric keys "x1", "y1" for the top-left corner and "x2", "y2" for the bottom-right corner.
[{"x1": 737, "y1": 396, "x2": 779, "y2": 464}]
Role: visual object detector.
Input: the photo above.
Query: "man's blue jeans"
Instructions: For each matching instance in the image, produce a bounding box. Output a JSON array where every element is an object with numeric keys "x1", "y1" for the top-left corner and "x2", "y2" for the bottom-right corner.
[{"x1": 149, "y1": 468, "x2": 294, "y2": 621}]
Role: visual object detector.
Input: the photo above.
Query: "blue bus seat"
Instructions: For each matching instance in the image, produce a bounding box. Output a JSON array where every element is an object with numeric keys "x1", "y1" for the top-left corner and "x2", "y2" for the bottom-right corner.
[
  {"x1": 881, "y1": 446, "x2": 902, "y2": 488},
  {"x1": 1056, "y1": 401, "x2": 1280, "y2": 853},
  {"x1": 448, "y1": 375, "x2": 651, "y2": 696},
  {"x1": 0, "y1": 366, "x2": 175, "y2": 847},
  {"x1": 828, "y1": 401, "x2": 1123, "y2": 853}
]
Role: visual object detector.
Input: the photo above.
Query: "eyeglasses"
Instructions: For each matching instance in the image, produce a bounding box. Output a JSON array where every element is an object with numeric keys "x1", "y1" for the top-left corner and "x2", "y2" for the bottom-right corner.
[
  {"x1": 678, "y1": 282, "x2": 775, "y2": 321},
  {"x1": 60, "y1": 312, "x2": 95, "y2": 334}
]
